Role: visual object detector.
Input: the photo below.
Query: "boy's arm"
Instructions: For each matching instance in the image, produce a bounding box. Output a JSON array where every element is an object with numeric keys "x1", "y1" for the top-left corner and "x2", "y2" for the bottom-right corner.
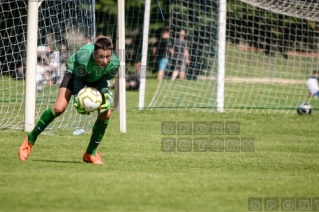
[
  {"x1": 73, "y1": 78, "x2": 85, "y2": 96},
  {"x1": 184, "y1": 48, "x2": 190, "y2": 65},
  {"x1": 96, "y1": 79, "x2": 113, "y2": 114},
  {"x1": 151, "y1": 41, "x2": 158, "y2": 62},
  {"x1": 184, "y1": 41, "x2": 190, "y2": 64},
  {"x1": 151, "y1": 47, "x2": 157, "y2": 62},
  {"x1": 66, "y1": 54, "x2": 89, "y2": 114},
  {"x1": 96, "y1": 79, "x2": 110, "y2": 95},
  {"x1": 66, "y1": 53, "x2": 86, "y2": 95},
  {"x1": 152, "y1": 46, "x2": 157, "y2": 56},
  {"x1": 96, "y1": 62, "x2": 119, "y2": 94},
  {"x1": 96, "y1": 58, "x2": 120, "y2": 114}
]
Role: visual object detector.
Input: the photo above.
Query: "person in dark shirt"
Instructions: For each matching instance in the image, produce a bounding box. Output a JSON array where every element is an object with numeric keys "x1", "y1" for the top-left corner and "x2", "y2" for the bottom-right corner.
[
  {"x1": 171, "y1": 29, "x2": 189, "y2": 80},
  {"x1": 152, "y1": 28, "x2": 170, "y2": 80}
]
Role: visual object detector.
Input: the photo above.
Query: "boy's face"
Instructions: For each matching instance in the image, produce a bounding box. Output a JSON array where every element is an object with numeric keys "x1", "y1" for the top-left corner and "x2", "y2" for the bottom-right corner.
[{"x1": 93, "y1": 49, "x2": 112, "y2": 68}]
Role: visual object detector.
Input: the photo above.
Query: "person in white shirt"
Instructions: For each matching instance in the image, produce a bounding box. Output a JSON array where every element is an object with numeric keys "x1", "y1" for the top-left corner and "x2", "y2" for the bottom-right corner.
[
  {"x1": 37, "y1": 45, "x2": 61, "y2": 84},
  {"x1": 37, "y1": 45, "x2": 50, "y2": 55},
  {"x1": 307, "y1": 70, "x2": 319, "y2": 97},
  {"x1": 36, "y1": 55, "x2": 50, "y2": 92}
]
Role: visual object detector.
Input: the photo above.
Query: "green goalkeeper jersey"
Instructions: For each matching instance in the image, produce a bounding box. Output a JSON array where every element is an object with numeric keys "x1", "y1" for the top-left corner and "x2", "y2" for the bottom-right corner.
[{"x1": 66, "y1": 44, "x2": 120, "y2": 94}]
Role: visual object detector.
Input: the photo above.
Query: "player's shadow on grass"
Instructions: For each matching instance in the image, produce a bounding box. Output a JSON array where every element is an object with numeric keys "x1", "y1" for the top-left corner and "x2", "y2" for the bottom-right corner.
[{"x1": 32, "y1": 159, "x2": 83, "y2": 164}]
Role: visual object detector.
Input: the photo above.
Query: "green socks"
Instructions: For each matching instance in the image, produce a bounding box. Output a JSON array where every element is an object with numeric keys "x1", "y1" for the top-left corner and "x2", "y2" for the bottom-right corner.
[
  {"x1": 28, "y1": 108, "x2": 57, "y2": 145},
  {"x1": 86, "y1": 119, "x2": 109, "y2": 156},
  {"x1": 27, "y1": 108, "x2": 109, "y2": 156}
]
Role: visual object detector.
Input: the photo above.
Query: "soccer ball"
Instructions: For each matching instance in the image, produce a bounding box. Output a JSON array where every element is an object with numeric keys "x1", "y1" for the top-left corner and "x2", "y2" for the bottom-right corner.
[
  {"x1": 297, "y1": 102, "x2": 312, "y2": 115},
  {"x1": 77, "y1": 87, "x2": 103, "y2": 112}
]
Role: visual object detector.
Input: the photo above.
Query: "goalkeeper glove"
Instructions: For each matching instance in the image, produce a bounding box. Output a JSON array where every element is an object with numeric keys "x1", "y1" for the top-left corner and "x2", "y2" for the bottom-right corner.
[
  {"x1": 100, "y1": 89, "x2": 113, "y2": 114},
  {"x1": 73, "y1": 96, "x2": 90, "y2": 115}
]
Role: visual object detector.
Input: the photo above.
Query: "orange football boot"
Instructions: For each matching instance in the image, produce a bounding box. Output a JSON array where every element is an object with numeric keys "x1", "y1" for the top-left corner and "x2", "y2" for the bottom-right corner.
[
  {"x1": 19, "y1": 136, "x2": 33, "y2": 161},
  {"x1": 83, "y1": 152, "x2": 104, "y2": 164}
]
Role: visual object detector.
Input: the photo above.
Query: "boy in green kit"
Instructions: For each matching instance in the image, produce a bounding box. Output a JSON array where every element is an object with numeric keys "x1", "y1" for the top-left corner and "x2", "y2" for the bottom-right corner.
[{"x1": 19, "y1": 37, "x2": 120, "y2": 164}]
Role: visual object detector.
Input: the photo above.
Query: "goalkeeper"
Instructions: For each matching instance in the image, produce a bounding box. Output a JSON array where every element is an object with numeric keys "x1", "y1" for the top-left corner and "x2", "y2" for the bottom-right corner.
[{"x1": 19, "y1": 37, "x2": 120, "y2": 164}]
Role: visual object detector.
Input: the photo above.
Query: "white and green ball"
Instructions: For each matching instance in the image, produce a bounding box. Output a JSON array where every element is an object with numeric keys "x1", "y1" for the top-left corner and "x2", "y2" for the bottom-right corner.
[{"x1": 77, "y1": 87, "x2": 103, "y2": 112}]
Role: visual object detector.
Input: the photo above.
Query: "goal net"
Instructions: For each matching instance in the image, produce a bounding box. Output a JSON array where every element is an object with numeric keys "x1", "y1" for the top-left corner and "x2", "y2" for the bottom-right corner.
[
  {"x1": 148, "y1": 0, "x2": 319, "y2": 113},
  {"x1": 0, "y1": 0, "x2": 95, "y2": 131}
]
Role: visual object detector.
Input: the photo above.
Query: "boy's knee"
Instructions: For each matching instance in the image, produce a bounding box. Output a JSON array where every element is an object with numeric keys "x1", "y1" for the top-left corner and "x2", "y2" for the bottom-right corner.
[
  {"x1": 98, "y1": 109, "x2": 111, "y2": 120},
  {"x1": 53, "y1": 104, "x2": 67, "y2": 116}
]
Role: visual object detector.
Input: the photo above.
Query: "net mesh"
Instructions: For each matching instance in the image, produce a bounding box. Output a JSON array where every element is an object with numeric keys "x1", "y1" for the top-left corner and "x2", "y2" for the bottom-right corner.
[
  {"x1": 1, "y1": 0, "x2": 319, "y2": 131},
  {"x1": 0, "y1": 0, "x2": 96, "y2": 130},
  {"x1": 149, "y1": 0, "x2": 319, "y2": 113}
]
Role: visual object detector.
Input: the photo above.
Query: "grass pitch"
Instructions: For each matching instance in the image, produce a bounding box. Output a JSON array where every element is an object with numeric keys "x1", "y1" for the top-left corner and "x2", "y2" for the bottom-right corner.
[
  {"x1": 0, "y1": 45, "x2": 319, "y2": 211},
  {"x1": 1, "y1": 110, "x2": 319, "y2": 212}
]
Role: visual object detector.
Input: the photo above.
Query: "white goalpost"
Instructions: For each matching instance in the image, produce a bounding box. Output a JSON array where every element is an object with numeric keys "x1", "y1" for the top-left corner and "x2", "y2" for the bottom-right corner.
[
  {"x1": 24, "y1": 0, "x2": 39, "y2": 132},
  {"x1": 118, "y1": 0, "x2": 127, "y2": 133},
  {"x1": 138, "y1": 0, "x2": 151, "y2": 110},
  {"x1": 216, "y1": 0, "x2": 227, "y2": 112}
]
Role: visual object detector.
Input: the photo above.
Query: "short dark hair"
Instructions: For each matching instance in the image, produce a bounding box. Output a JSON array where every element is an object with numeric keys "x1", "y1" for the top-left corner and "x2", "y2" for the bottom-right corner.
[
  {"x1": 162, "y1": 27, "x2": 169, "y2": 33},
  {"x1": 94, "y1": 37, "x2": 113, "y2": 51},
  {"x1": 313, "y1": 70, "x2": 319, "y2": 74}
]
